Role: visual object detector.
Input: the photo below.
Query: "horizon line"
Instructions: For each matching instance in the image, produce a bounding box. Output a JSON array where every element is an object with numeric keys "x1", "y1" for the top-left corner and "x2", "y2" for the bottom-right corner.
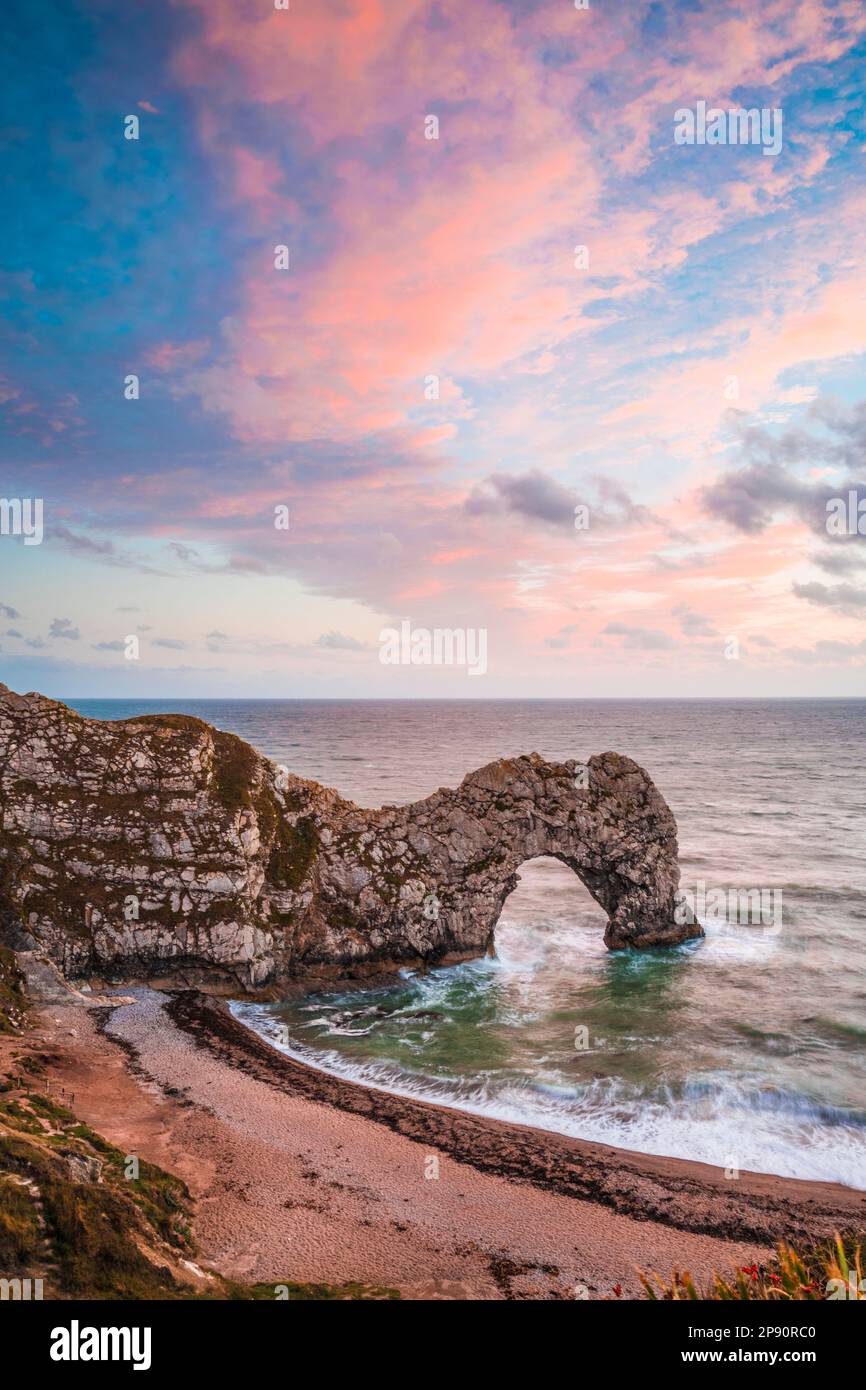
[{"x1": 59, "y1": 693, "x2": 866, "y2": 703}]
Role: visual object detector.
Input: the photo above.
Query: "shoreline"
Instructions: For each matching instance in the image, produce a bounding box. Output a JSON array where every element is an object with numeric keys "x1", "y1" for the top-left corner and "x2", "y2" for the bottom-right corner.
[
  {"x1": 166, "y1": 990, "x2": 866, "y2": 1245},
  {"x1": 15, "y1": 982, "x2": 863, "y2": 1300},
  {"x1": 228, "y1": 995, "x2": 866, "y2": 1199}
]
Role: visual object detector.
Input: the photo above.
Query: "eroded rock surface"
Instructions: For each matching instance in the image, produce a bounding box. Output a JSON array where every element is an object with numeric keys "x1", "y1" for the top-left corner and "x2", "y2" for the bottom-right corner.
[{"x1": 0, "y1": 685, "x2": 700, "y2": 989}]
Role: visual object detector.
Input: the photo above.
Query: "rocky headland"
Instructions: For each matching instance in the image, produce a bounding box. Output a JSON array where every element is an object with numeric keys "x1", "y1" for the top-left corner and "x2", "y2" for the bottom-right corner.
[{"x1": 0, "y1": 683, "x2": 700, "y2": 992}]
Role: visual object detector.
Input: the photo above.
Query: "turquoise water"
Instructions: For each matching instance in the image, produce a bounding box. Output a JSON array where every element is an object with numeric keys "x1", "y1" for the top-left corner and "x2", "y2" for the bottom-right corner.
[{"x1": 70, "y1": 698, "x2": 866, "y2": 1187}]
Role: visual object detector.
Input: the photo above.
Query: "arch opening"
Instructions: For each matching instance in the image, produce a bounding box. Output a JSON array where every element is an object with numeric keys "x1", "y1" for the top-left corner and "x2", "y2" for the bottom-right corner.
[{"x1": 496, "y1": 855, "x2": 609, "y2": 942}]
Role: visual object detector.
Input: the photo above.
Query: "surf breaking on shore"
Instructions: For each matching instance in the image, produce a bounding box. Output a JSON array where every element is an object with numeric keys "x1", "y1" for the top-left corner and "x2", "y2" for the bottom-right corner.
[{"x1": 162, "y1": 989, "x2": 864, "y2": 1244}]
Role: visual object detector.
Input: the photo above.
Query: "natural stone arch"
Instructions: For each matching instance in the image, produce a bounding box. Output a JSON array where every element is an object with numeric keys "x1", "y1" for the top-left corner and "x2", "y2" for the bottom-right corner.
[
  {"x1": 319, "y1": 752, "x2": 700, "y2": 969},
  {"x1": 0, "y1": 686, "x2": 701, "y2": 990}
]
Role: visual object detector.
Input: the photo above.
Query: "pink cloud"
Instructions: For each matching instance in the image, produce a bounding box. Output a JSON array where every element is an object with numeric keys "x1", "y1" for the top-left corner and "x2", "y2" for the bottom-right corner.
[
  {"x1": 145, "y1": 339, "x2": 210, "y2": 370},
  {"x1": 70, "y1": 0, "x2": 860, "y2": 681}
]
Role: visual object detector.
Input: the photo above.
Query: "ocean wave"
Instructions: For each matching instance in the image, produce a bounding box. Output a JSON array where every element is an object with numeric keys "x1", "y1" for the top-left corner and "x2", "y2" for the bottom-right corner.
[{"x1": 232, "y1": 1002, "x2": 866, "y2": 1190}]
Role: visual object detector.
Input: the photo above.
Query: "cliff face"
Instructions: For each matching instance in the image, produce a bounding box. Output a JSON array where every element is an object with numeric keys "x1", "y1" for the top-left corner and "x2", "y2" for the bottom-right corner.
[{"x1": 0, "y1": 685, "x2": 700, "y2": 990}]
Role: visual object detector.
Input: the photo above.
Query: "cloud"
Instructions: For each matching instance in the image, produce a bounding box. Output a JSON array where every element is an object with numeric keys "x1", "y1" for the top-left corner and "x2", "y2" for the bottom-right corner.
[
  {"x1": 49, "y1": 617, "x2": 80, "y2": 641},
  {"x1": 166, "y1": 541, "x2": 200, "y2": 564},
  {"x1": 152, "y1": 637, "x2": 189, "y2": 650},
  {"x1": 545, "y1": 623, "x2": 579, "y2": 650},
  {"x1": 700, "y1": 461, "x2": 808, "y2": 534},
  {"x1": 466, "y1": 471, "x2": 575, "y2": 528},
  {"x1": 0, "y1": 602, "x2": 19, "y2": 619},
  {"x1": 792, "y1": 582, "x2": 866, "y2": 615},
  {"x1": 8, "y1": 628, "x2": 46, "y2": 649},
  {"x1": 170, "y1": 0, "x2": 605, "y2": 447},
  {"x1": 203, "y1": 630, "x2": 303, "y2": 656},
  {"x1": 673, "y1": 603, "x2": 719, "y2": 637},
  {"x1": 811, "y1": 549, "x2": 866, "y2": 576},
  {"x1": 779, "y1": 638, "x2": 866, "y2": 665},
  {"x1": 699, "y1": 405, "x2": 866, "y2": 540},
  {"x1": 649, "y1": 550, "x2": 712, "y2": 573},
  {"x1": 602, "y1": 623, "x2": 677, "y2": 651},
  {"x1": 465, "y1": 471, "x2": 655, "y2": 534},
  {"x1": 145, "y1": 339, "x2": 208, "y2": 370},
  {"x1": 50, "y1": 524, "x2": 167, "y2": 576},
  {"x1": 315, "y1": 631, "x2": 366, "y2": 651},
  {"x1": 50, "y1": 525, "x2": 116, "y2": 556}
]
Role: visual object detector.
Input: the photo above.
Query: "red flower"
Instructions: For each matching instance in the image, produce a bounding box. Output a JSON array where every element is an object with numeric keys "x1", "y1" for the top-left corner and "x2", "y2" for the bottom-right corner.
[{"x1": 612, "y1": 1284, "x2": 622, "y2": 1297}]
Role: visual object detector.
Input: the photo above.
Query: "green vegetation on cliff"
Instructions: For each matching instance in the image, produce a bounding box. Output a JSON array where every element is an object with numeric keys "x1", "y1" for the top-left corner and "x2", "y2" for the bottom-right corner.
[
  {"x1": 0, "y1": 1081, "x2": 398, "y2": 1300},
  {"x1": 0, "y1": 947, "x2": 28, "y2": 1034}
]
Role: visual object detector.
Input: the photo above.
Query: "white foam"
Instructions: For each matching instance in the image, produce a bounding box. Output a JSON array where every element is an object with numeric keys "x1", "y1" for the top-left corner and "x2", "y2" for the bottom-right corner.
[{"x1": 232, "y1": 1002, "x2": 866, "y2": 1190}]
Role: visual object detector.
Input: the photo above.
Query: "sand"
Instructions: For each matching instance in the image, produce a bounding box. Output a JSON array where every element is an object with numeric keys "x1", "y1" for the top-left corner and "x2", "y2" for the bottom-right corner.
[{"x1": 15, "y1": 987, "x2": 865, "y2": 1301}]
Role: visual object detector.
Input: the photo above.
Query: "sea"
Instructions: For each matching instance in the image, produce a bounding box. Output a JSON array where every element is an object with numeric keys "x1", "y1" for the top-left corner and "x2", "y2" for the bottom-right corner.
[{"x1": 68, "y1": 697, "x2": 866, "y2": 1189}]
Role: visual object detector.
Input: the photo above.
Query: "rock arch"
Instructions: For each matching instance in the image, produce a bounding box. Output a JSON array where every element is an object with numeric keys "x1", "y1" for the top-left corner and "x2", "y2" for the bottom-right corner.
[
  {"x1": 318, "y1": 751, "x2": 701, "y2": 969},
  {"x1": 0, "y1": 686, "x2": 701, "y2": 990}
]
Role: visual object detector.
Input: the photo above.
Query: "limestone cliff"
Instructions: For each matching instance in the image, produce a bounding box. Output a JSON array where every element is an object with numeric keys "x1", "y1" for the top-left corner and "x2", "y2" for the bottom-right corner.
[{"x1": 0, "y1": 685, "x2": 700, "y2": 990}]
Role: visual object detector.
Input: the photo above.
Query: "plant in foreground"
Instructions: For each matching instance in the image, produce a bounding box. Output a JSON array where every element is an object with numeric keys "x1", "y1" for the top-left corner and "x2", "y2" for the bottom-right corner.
[{"x1": 640, "y1": 1234, "x2": 863, "y2": 1300}]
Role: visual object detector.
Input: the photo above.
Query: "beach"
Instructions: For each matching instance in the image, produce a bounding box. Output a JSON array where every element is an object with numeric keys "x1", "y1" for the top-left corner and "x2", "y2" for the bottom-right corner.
[{"x1": 12, "y1": 985, "x2": 863, "y2": 1301}]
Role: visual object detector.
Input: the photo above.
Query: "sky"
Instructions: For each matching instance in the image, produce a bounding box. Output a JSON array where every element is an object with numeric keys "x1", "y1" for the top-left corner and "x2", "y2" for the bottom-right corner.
[{"x1": 2, "y1": 0, "x2": 866, "y2": 698}]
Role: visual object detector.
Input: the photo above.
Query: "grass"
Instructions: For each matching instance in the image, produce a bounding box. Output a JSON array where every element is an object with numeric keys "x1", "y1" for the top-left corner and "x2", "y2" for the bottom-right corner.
[
  {"x1": 640, "y1": 1233, "x2": 864, "y2": 1300},
  {"x1": 0, "y1": 946, "x2": 28, "y2": 1035},
  {"x1": 0, "y1": 1121, "x2": 197, "y2": 1299},
  {"x1": 211, "y1": 728, "x2": 260, "y2": 815},
  {"x1": 0, "y1": 1174, "x2": 43, "y2": 1267},
  {"x1": 0, "y1": 1080, "x2": 399, "y2": 1300}
]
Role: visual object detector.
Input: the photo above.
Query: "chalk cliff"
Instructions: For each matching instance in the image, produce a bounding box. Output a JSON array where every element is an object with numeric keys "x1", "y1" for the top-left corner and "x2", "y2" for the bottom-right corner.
[{"x1": 0, "y1": 685, "x2": 700, "y2": 990}]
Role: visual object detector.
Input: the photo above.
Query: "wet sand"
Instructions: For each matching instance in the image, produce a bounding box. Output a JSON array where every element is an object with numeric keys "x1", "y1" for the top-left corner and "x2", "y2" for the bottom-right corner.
[{"x1": 20, "y1": 987, "x2": 866, "y2": 1301}]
